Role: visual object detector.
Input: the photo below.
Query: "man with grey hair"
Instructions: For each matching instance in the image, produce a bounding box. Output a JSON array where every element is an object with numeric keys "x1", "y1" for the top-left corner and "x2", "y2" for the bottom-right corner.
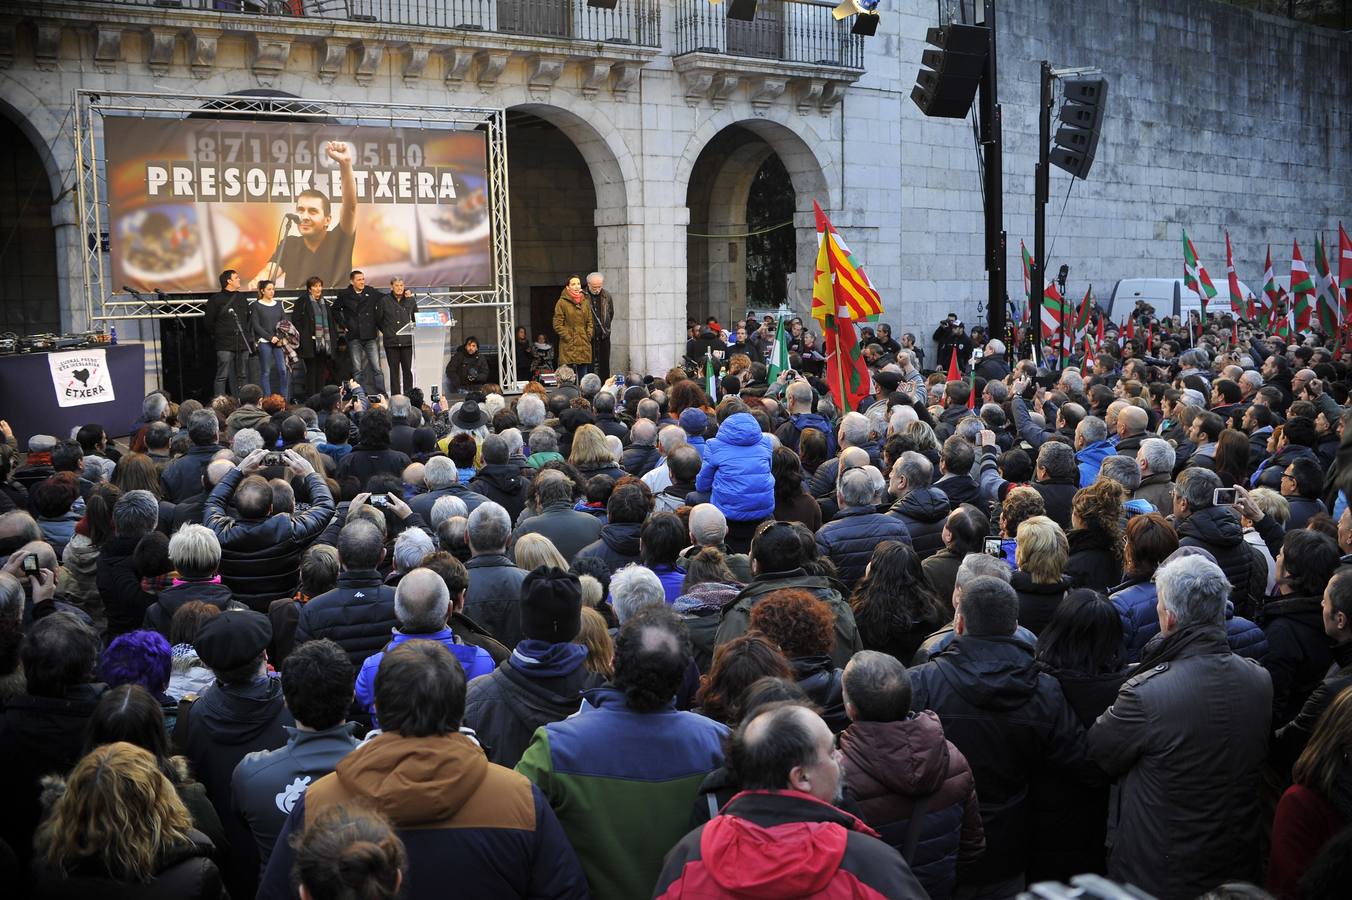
[
  {"x1": 680, "y1": 503, "x2": 752, "y2": 582},
  {"x1": 621, "y1": 418, "x2": 660, "y2": 477},
  {"x1": 886, "y1": 451, "x2": 951, "y2": 559},
  {"x1": 807, "y1": 411, "x2": 881, "y2": 499},
  {"x1": 511, "y1": 470, "x2": 602, "y2": 562},
  {"x1": 232, "y1": 428, "x2": 264, "y2": 460},
  {"x1": 429, "y1": 494, "x2": 469, "y2": 528},
  {"x1": 354, "y1": 567, "x2": 494, "y2": 718},
  {"x1": 1074, "y1": 416, "x2": 1113, "y2": 487},
  {"x1": 391, "y1": 527, "x2": 435, "y2": 581},
  {"x1": 610, "y1": 563, "x2": 665, "y2": 624},
  {"x1": 465, "y1": 501, "x2": 527, "y2": 648},
  {"x1": 584, "y1": 270, "x2": 614, "y2": 378},
  {"x1": 296, "y1": 518, "x2": 399, "y2": 668},
  {"x1": 410, "y1": 454, "x2": 486, "y2": 522},
  {"x1": 579, "y1": 372, "x2": 602, "y2": 399},
  {"x1": 1087, "y1": 553, "x2": 1271, "y2": 900},
  {"x1": 815, "y1": 467, "x2": 913, "y2": 590},
  {"x1": 641, "y1": 424, "x2": 689, "y2": 494},
  {"x1": 913, "y1": 553, "x2": 1031, "y2": 664},
  {"x1": 1134, "y1": 438, "x2": 1175, "y2": 511},
  {"x1": 1173, "y1": 467, "x2": 1280, "y2": 618},
  {"x1": 98, "y1": 489, "x2": 161, "y2": 637},
  {"x1": 0, "y1": 510, "x2": 43, "y2": 567},
  {"x1": 909, "y1": 574, "x2": 1091, "y2": 896},
  {"x1": 776, "y1": 379, "x2": 835, "y2": 455},
  {"x1": 388, "y1": 394, "x2": 416, "y2": 456},
  {"x1": 592, "y1": 389, "x2": 629, "y2": 443},
  {"x1": 516, "y1": 393, "x2": 547, "y2": 431},
  {"x1": 161, "y1": 409, "x2": 224, "y2": 503},
  {"x1": 1096, "y1": 454, "x2": 1142, "y2": 494}
]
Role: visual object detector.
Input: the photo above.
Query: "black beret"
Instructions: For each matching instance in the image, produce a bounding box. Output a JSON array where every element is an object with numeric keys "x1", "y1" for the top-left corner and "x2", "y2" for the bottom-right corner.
[{"x1": 195, "y1": 609, "x2": 272, "y2": 672}]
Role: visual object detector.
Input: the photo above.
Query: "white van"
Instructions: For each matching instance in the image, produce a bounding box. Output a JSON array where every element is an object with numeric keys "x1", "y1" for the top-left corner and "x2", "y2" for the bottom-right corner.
[{"x1": 1106, "y1": 275, "x2": 1281, "y2": 322}]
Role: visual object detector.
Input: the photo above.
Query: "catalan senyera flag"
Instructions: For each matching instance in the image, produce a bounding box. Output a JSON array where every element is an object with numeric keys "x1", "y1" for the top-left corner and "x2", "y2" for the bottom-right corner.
[
  {"x1": 1184, "y1": 229, "x2": 1218, "y2": 319},
  {"x1": 811, "y1": 201, "x2": 879, "y2": 414},
  {"x1": 1292, "y1": 239, "x2": 1314, "y2": 331}
]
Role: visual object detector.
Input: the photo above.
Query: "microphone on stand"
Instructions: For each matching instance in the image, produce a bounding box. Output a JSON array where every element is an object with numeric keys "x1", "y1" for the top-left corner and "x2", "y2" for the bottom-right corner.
[
  {"x1": 122, "y1": 285, "x2": 144, "y2": 300},
  {"x1": 282, "y1": 213, "x2": 301, "y2": 225}
]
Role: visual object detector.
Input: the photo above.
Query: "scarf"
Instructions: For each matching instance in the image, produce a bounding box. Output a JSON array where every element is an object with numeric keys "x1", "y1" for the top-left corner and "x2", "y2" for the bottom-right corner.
[
  {"x1": 565, "y1": 285, "x2": 583, "y2": 304},
  {"x1": 311, "y1": 296, "x2": 332, "y2": 353},
  {"x1": 1136, "y1": 622, "x2": 1228, "y2": 671},
  {"x1": 171, "y1": 575, "x2": 221, "y2": 587},
  {"x1": 511, "y1": 639, "x2": 588, "y2": 678}
]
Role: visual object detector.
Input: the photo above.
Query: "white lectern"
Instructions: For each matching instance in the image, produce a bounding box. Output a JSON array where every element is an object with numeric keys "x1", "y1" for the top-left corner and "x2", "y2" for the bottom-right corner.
[{"x1": 399, "y1": 311, "x2": 457, "y2": 398}]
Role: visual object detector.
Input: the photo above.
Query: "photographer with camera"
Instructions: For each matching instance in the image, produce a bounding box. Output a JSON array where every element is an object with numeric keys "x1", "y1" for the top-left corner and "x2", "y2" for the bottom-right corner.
[
  {"x1": 933, "y1": 313, "x2": 973, "y2": 374},
  {"x1": 205, "y1": 448, "x2": 336, "y2": 612},
  {"x1": 446, "y1": 335, "x2": 489, "y2": 394}
]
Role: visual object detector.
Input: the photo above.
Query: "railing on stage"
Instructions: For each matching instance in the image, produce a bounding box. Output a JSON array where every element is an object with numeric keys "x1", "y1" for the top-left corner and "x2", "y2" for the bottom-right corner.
[
  {"x1": 672, "y1": 0, "x2": 864, "y2": 69},
  {"x1": 103, "y1": 0, "x2": 663, "y2": 47}
]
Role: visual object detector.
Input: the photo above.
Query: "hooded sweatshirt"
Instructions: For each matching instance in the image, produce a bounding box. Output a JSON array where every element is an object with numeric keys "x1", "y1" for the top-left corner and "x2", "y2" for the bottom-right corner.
[{"x1": 184, "y1": 676, "x2": 294, "y2": 819}]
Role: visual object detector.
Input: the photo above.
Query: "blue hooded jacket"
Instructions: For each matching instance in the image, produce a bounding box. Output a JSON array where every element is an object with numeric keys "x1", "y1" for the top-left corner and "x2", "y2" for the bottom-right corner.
[
  {"x1": 356, "y1": 628, "x2": 495, "y2": 719},
  {"x1": 783, "y1": 412, "x2": 837, "y2": 455},
  {"x1": 1076, "y1": 440, "x2": 1114, "y2": 488},
  {"x1": 695, "y1": 413, "x2": 775, "y2": 522}
]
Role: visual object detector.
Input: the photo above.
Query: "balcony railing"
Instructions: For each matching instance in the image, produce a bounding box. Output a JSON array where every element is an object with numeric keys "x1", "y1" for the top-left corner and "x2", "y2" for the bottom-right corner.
[
  {"x1": 673, "y1": 0, "x2": 863, "y2": 69},
  {"x1": 109, "y1": 0, "x2": 663, "y2": 47}
]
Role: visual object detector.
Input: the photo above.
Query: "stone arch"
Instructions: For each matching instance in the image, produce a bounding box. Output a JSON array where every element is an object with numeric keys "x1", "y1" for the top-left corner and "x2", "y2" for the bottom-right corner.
[
  {"x1": 683, "y1": 114, "x2": 835, "y2": 325},
  {"x1": 676, "y1": 110, "x2": 837, "y2": 214},
  {"x1": 504, "y1": 100, "x2": 633, "y2": 217}
]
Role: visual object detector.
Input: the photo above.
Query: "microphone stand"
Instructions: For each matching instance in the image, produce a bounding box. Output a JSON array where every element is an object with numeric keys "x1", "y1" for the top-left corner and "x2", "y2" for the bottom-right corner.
[
  {"x1": 229, "y1": 307, "x2": 257, "y2": 358},
  {"x1": 263, "y1": 216, "x2": 294, "y2": 285}
]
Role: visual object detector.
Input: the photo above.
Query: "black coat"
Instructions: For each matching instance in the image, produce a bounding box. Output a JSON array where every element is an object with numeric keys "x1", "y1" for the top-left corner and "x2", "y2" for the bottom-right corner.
[
  {"x1": 792, "y1": 656, "x2": 848, "y2": 733},
  {"x1": 31, "y1": 832, "x2": 224, "y2": 900},
  {"x1": 1032, "y1": 479, "x2": 1078, "y2": 531},
  {"x1": 143, "y1": 580, "x2": 240, "y2": 638},
  {"x1": 98, "y1": 534, "x2": 157, "y2": 637},
  {"x1": 463, "y1": 660, "x2": 604, "y2": 768},
  {"x1": 621, "y1": 444, "x2": 660, "y2": 477},
  {"x1": 335, "y1": 285, "x2": 381, "y2": 341},
  {"x1": 470, "y1": 464, "x2": 529, "y2": 523},
  {"x1": 1259, "y1": 593, "x2": 1334, "y2": 728},
  {"x1": 934, "y1": 474, "x2": 980, "y2": 509},
  {"x1": 0, "y1": 685, "x2": 106, "y2": 884},
  {"x1": 908, "y1": 636, "x2": 1093, "y2": 884},
  {"x1": 1064, "y1": 529, "x2": 1123, "y2": 594},
  {"x1": 1028, "y1": 667, "x2": 1128, "y2": 883},
  {"x1": 575, "y1": 521, "x2": 642, "y2": 571},
  {"x1": 205, "y1": 469, "x2": 336, "y2": 612},
  {"x1": 204, "y1": 290, "x2": 250, "y2": 352},
  {"x1": 289, "y1": 293, "x2": 322, "y2": 358},
  {"x1": 463, "y1": 554, "x2": 528, "y2": 649},
  {"x1": 338, "y1": 446, "x2": 412, "y2": 487},
  {"x1": 887, "y1": 487, "x2": 952, "y2": 560},
  {"x1": 1177, "y1": 505, "x2": 1265, "y2": 620},
  {"x1": 295, "y1": 569, "x2": 399, "y2": 670},
  {"x1": 375, "y1": 290, "x2": 417, "y2": 347},
  {"x1": 1010, "y1": 572, "x2": 1072, "y2": 636}
]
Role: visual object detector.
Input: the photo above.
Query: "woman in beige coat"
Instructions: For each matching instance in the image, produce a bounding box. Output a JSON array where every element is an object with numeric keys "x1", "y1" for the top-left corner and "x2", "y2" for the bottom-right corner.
[{"x1": 553, "y1": 275, "x2": 594, "y2": 375}]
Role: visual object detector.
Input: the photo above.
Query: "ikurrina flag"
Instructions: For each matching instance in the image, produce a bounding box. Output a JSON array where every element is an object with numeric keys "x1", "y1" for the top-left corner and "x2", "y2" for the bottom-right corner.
[
  {"x1": 1183, "y1": 229, "x2": 1218, "y2": 319},
  {"x1": 1292, "y1": 239, "x2": 1314, "y2": 331},
  {"x1": 1224, "y1": 232, "x2": 1247, "y2": 318},
  {"x1": 1260, "y1": 245, "x2": 1279, "y2": 332},
  {"x1": 1340, "y1": 223, "x2": 1352, "y2": 321},
  {"x1": 810, "y1": 201, "x2": 880, "y2": 414},
  {"x1": 1315, "y1": 233, "x2": 1339, "y2": 334}
]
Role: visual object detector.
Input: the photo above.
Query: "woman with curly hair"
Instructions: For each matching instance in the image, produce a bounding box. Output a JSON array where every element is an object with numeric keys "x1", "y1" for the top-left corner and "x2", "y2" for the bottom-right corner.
[
  {"x1": 850, "y1": 541, "x2": 945, "y2": 663},
  {"x1": 749, "y1": 588, "x2": 848, "y2": 732},
  {"x1": 693, "y1": 632, "x2": 792, "y2": 726},
  {"x1": 1064, "y1": 480, "x2": 1125, "y2": 593},
  {"x1": 33, "y1": 741, "x2": 223, "y2": 898}
]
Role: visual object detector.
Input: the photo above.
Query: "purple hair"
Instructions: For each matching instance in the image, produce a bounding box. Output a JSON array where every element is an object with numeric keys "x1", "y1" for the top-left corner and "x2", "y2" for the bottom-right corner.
[{"x1": 100, "y1": 630, "x2": 172, "y2": 694}]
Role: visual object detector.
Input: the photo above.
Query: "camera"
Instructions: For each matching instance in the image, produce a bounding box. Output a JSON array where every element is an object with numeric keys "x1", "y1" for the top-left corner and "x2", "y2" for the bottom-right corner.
[
  {"x1": 971, "y1": 348, "x2": 984, "y2": 360},
  {"x1": 264, "y1": 452, "x2": 283, "y2": 468},
  {"x1": 615, "y1": 372, "x2": 625, "y2": 388},
  {"x1": 983, "y1": 538, "x2": 1003, "y2": 559},
  {"x1": 370, "y1": 493, "x2": 390, "y2": 508},
  {"x1": 22, "y1": 553, "x2": 39, "y2": 576},
  {"x1": 431, "y1": 386, "x2": 440, "y2": 403},
  {"x1": 1213, "y1": 487, "x2": 1239, "y2": 507}
]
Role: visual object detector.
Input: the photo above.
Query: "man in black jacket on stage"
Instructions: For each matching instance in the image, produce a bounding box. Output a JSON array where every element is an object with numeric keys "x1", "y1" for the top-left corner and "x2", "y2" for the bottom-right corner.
[
  {"x1": 204, "y1": 268, "x2": 251, "y2": 396},
  {"x1": 335, "y1": 270, "x2": 385, "y2": 395}
]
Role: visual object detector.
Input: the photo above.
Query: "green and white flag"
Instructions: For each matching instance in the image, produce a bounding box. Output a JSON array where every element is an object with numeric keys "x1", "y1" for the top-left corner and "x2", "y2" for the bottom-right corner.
[
  {"x1": 705, "y1": 351, "x2": 718, "y2": 400},
  {"x1": 767, "y1": 314, "x2": 790, "y2": 381}
]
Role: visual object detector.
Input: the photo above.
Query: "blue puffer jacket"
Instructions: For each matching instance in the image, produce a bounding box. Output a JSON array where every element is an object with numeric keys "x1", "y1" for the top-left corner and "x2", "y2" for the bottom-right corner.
[
  {"x1": 815, "y1": 506, "x2": 912, "y2": 590},
  {"x1": 696, "y1": 413, "x2": 775, "y2": 522},
  {"x1": 1076, "y1": 440, "x2": 1114, "y2": 487},
  {"x1": 1114, "y1": 577, "x2": 1269, "y2": 664}
]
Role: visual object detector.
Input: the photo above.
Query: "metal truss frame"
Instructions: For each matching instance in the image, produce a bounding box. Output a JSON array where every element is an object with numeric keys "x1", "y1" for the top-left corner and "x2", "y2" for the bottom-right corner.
[{"x1": 73, "y1": 89, "x2": 518, "y2": 385}]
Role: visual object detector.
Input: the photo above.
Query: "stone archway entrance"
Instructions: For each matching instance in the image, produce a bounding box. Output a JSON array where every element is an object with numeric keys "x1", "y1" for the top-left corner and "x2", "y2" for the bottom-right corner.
[{"x1": 0, "y1": 103, "x2": 60, "y2": 334}]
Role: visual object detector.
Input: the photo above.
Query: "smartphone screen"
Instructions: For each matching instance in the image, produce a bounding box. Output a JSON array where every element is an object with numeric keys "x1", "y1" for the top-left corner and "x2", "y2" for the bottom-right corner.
[{"x1": 1213, "y1": 488, "x2": 1238, "y2": 507}]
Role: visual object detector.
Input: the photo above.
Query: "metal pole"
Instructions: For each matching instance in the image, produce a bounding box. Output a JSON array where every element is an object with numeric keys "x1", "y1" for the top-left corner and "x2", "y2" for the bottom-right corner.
[
  {"x1": 1033, "y1": 60, "x2": 1052, "y2": 363},
  {"x1": 980, "y1": 0, "x2": 1006, "y2": 343}
]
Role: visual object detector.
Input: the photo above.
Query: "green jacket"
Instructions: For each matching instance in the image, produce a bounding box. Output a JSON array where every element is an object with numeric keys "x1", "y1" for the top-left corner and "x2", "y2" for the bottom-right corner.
[
  {"x1": 516, "y1": 686, "x2": 727, "y2": 900},
  {"x1": 715, "y1": 569, "x2": 863, "y2": 668}
]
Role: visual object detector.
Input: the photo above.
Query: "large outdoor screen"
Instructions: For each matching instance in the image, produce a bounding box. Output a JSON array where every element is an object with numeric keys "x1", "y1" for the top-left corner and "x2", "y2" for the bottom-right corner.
[{"x1": 104, "y1": 116, "x2": 492, "y2": 293}]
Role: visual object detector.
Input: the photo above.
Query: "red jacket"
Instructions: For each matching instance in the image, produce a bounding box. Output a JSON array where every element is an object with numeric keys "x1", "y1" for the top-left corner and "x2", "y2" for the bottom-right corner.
[
  {"x1": 1266, "y1": 784, "x2": 1344, "y2": 900},
  {"x1": 653, "y1": 790, "x2": 927, "y2": 899}
]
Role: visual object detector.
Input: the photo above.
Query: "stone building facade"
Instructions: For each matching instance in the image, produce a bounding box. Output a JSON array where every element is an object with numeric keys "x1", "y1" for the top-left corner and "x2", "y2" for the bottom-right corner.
[{"x1": 0, "y1": 0, "x2": 1348, "y2": 387}]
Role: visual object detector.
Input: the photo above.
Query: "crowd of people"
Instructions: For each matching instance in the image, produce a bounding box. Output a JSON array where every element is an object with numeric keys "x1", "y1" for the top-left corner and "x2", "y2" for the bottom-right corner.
[{"x1": 2, "y1": 304, "x2": 1352, "y2": 900}]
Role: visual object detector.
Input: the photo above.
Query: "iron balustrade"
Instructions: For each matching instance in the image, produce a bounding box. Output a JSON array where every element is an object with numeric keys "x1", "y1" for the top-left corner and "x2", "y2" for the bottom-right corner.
[{"x1": 674, "y1": 0, "x2": 863, "y2": 69}]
